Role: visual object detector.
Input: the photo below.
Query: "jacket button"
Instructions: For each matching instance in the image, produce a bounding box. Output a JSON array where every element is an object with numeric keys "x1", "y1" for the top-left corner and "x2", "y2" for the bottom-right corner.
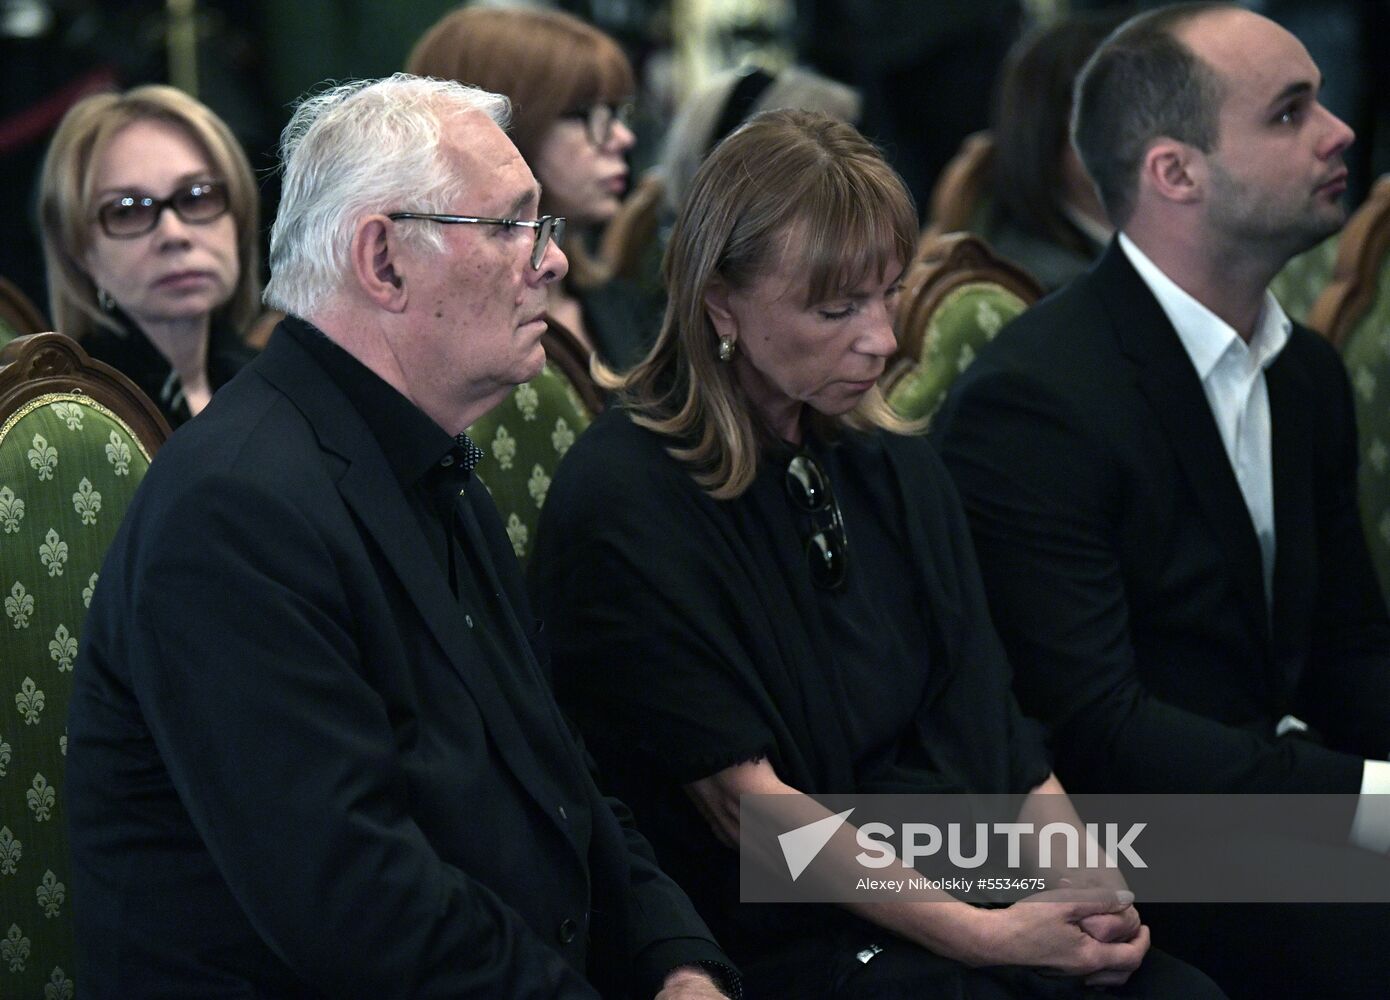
[
  {"x1": 558, "y1": 918, "x2": 578, "y2": 944},
  {"x1": 558, "y1": 805, "x2": 568, "y2": 822}
]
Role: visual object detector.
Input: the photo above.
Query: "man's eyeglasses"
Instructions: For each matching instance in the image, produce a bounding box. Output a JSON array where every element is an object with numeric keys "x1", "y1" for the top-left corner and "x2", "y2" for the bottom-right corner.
[
  {"x1": 560, "y1": 102, "x2": 634, "y2": 148},
  {"x1": 387, "y1": 212, "x2": 565, "y2": 270},
  {"x1": 95, "y1": 181, "x2": 230, "y2": 239},
  {"x1": 785, "y1": 452, "x2": 849, "y2": 591}
]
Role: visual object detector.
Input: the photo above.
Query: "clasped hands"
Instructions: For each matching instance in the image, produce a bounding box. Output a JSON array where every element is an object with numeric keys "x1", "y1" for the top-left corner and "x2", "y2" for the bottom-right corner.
[{"x1": 979, "y1": 882, "x2": 1148, "y2": 987}]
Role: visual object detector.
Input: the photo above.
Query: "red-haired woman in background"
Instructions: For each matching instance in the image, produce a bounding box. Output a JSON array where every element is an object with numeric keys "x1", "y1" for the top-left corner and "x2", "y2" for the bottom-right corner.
[{"x1": 409, "y1": 6, "x2": 654, "y2": 371}]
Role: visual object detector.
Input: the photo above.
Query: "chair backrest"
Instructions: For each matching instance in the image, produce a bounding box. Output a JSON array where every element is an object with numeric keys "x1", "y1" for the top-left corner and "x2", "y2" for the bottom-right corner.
[
  {"x1": 1318, "y1": 177, "x2": 1390, "y2": 608},
  {"x1": 1268, "y1": 234, "x2": 1340, "y2": 331},
  {"x1": 1309, "y1": 176, "x2": 1390, "y2": 349},
  {"x1": 923, "y1": 131, "x2": 996, "y2": 240},
  {"x1": 0, "y1": 279, "x2": 49, "y2": 345},
  {"x1": 467, "y1": 321, "x2": 602, "y2": 565},
  {"x1": 599, "y1": 171, "x2": 667, "y2": 283},
  {"x1": 884, "y1": 232, "x2": 1043, "y2": 423},
  {"x1": 0, "y1": 333, "x2": 169, "y2": 998}
]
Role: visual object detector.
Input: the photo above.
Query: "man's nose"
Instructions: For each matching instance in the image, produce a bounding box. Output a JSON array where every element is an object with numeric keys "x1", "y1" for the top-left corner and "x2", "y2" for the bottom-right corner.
[
  {"x1": 529, "y1": 237, "x2": 568, "y2": 285},
  {"x1": 1318, "y1": 103, "x2": 1355, "y2": 160}
]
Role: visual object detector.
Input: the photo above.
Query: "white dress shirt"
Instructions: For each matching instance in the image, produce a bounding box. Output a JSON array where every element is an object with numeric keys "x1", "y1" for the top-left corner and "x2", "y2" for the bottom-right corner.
[
  {"x1": 1119, "y1": 233, "x2": 1390, "y2": 851},
  {"x1": 1119, "y1": 233, "x2": 1289, "y2": 605}
]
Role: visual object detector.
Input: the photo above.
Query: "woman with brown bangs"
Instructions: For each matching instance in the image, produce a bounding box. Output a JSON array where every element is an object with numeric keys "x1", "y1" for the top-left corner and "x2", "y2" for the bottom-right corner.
[
  {"x1": 532, "y1": 110, "x2": 1225, "y2": 999},
  {"x1": 408, "y1": 5, "x2": 653, "y2": 370}
]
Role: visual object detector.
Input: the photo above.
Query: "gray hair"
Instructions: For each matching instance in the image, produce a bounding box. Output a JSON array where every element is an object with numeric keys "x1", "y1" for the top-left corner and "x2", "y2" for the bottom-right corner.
[
  {"x1": 660, "y1": 66, "x2": 862, "y2": 214},
  {"x1": 264, "y1": 73, "x2": 511, "y2": 316},
  {"x1": 1070, "y1": 2, "x2": 1233, "y2": 228}
]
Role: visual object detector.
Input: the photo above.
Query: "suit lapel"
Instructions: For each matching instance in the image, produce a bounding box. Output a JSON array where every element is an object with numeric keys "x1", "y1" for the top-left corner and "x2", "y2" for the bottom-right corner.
[
  {"x1": 1266, "y1": 348, "x2": 1316, "y2": 659},
  {"x1": 1091, "y1": 244, "x2": 1271, "y2": 649},
  {"x1": 254, "y1": 330, "x2": 581, "y2": 845},
  {"x1": 456, "y1": 489, "x2": 591, "y2": 790}
]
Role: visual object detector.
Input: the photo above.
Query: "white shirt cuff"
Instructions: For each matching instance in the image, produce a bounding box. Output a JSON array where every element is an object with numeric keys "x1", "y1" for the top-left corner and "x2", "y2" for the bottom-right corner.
[{"x1": 1349, "y1": 759, "x2": 1390, "y2": 853}]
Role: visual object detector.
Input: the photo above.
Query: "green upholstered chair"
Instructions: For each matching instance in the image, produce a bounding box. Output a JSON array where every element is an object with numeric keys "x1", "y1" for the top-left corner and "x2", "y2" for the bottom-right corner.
[
  {"x1": 467, "y1": 322, "x2": 602, "y2": 565},
  {"x1": 1316, "y1": 177, "x2": 1390, "y2": 607},
  {"x1": 0, "y1": 333, "x2": 169, "y2": 999},
  {"x1": 923, "y1": 131, "x2": 996, "y2": 240},
  {"x1": 883, "y1": 232, "x2": 1043, "y2": 423},
  {"x1": 1269, "y1": 233, "x2": 1340, "y2": 330}
]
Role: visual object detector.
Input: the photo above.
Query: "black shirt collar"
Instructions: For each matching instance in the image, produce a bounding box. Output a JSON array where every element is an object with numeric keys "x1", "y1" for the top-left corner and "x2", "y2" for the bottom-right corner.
[{"x1": 280, "y1": 315, "x2": 480, "y2": 488}]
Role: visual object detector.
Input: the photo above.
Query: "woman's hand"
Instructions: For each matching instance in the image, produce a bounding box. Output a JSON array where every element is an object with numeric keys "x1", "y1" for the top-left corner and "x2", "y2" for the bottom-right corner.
[
  {"x1": 1078, "y1": 905, "x2": 1142, "y2": 943},
  {"x1": 973, "y1": 888, "x2": 1149, "y2": 986},
  {"x1": 685, "y1": 761, "x2": 1151, "y2": 986}
]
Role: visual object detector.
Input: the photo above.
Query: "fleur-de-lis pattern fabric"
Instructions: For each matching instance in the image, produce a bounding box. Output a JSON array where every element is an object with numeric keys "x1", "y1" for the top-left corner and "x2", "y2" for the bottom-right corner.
[
  {"x1": 886, "y1": 282, "x2": 1032, "y2": 423},
  {"x1": 1, "y1": 391, "x2": 154, "y2": 997},
  {"x1": 27, "y1": 435, "x2": 57, "y2": 482},
  {"x1": 2, "y1": 922, "x2": 30, "y2": 971},
  {"x1": 466, "y1": 362, "x2": 594, "y2": 563},
  {"x1": 44, "y1": 964, "x2": 74, "y2": 1000},
  {"x1": 1338, "y1": 247, "x2": 1390, "y2": 612}
]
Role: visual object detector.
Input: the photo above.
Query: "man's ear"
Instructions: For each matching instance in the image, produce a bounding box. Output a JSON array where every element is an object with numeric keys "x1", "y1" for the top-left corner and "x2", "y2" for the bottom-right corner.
[
  {"x1": 703, "y1": 278, "x2": 740, "y2": 342},
  {"x1": 1140, "y1": 138, "x2": 1202, "y2": 206},
  {"x1": 350, "y1": 216, "x2": 408, "y2": 312}
]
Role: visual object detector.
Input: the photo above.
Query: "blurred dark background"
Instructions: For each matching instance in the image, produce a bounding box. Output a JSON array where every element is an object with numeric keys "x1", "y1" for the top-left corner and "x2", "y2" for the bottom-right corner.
[{"x1": 3, "y1": 0, "x2": 1387, "y2": 318}]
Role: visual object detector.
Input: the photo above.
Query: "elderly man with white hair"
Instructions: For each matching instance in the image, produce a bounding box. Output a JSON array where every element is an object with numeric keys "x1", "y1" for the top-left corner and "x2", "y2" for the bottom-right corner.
[{"x1": 66, "y1": 74, "x2": 737, "y2": 1000}]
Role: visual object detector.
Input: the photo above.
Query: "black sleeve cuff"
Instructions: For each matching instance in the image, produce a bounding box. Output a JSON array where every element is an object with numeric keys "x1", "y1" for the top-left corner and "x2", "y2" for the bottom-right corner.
[
  {"x1": 635, "y1": 938, "x2": 742, "y2": 999},
  {"x1": 688, "y1": 959, "x2": 742, "y2": 1000}
]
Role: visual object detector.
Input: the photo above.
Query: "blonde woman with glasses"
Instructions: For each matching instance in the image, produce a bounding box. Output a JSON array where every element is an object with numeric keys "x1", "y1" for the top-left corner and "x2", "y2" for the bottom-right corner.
[{"x1": 40, "y1": 85, "x2": 261, "y2": 428}]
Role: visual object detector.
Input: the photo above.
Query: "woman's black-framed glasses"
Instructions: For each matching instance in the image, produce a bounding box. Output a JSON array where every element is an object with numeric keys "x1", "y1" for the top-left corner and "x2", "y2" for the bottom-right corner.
[
  {"x1": 387, "y1": 212, "x2": 565, "y2": 270},
  {"x1": 95, "y1": 180, "x2": 230, "y2": 239},
  {"x1": 785, "y1": 452, "x2": 849, "y2": 591},
  {"x1": 560, "y1": 102, "x2": 634, "y2": 147}
]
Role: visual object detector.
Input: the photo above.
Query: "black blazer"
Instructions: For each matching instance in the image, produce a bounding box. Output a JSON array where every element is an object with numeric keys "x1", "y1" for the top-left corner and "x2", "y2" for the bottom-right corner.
[
  {"x1": 932, "y1": 241, "x2": 1390, "y2": 797},
  {"x1": 67, "y1": 325, "x2": 726, "y2": 998}
]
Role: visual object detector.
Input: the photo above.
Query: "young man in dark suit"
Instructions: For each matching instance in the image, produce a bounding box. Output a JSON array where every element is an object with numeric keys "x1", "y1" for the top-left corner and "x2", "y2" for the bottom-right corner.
[
  {"x1": 66, "y1": 75, "x2": 736, "y2": 1000},
  {"x1": 933, "y1": 4, "x2": 1390, "y2": 996}
]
